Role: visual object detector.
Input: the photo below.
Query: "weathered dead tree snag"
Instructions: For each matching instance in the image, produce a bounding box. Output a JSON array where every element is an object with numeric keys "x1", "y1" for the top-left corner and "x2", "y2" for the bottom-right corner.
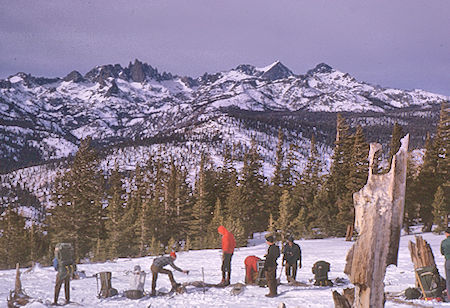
[
  {"x1": 341, "y1": 135, "x2": 409, "y2": 308},
  {"x1": 408, "y1": 235, "x2": 437, "y2": 284}
]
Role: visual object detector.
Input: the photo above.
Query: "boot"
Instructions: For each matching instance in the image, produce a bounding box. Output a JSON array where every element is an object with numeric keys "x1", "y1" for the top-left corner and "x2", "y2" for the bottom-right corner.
[{"x1": 224, "y1": 272, "x2": 230, "y2": 286}]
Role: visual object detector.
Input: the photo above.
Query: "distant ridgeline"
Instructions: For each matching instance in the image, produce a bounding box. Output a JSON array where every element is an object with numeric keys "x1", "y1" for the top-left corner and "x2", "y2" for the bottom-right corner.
[
  {"x1": 0, "y1": 60, "x2": 447, "y2": 174},
  {"x1": 0, "y1": 58, "x2": 448, "y2": 268}
]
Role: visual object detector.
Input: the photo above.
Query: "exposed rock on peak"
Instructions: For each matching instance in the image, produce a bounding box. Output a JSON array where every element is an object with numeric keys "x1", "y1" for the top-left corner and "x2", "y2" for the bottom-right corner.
[
  {"x1": 105, "y1": 80, "x2": 120, "y2": 97},
  {"x1": 260, "y1": 61, "x2": 294, "y2": 80},
  {"x1": 235, "y1": 64, "x2": 257, "y2": 76},
  {"x1": 307, "y1": 63, "x2": 334, "y2": 75},
  {"x1": 85, "y1": 64, "x2": 124, "y2": 85},
  {"x1": 63, "y1": 71, "x2": 84, "y2": 83}
]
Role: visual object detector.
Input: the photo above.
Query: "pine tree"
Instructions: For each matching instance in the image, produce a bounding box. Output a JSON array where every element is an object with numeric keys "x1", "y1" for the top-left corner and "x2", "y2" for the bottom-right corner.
[
  {"x1": 434, "y1": 102, "x2": 449, "y2": 188},
  {"x1": 432, "y1": 185, "x2": 449, "y2": 233},
  {"x1": 208, "y1": 198, "x2": 225, "y2": 248},
  {"x1": 191, "y1": 155, "x2": 214, "y2": 248},
  {"x1": 239, "y1": 141, "x2": 267, "y2": 236},
  {"x1": 0, "y1": 209, "x2": 29, "y2": 269},
  {"x1": 49, "y1": 137, "x2": 104, "y2": 261},
  {"x1": 276, "y1": 190, "x2": 294, "y2": 243},
  {"x1": 267, "y1": 213, "x2": 276, "y2": 234},
  {"x1": 267, "y1": 129, "x2": 285, "y2": 219},
  {"x1": 403, "y1": 155, "x2": 419, "y2": 234},
  {"x1": 415, "y1": 133, "x2": 439, "y2": 232},
  {"x1": 328, "y1": 114, "x2": 354, "y2": 235},
  {"x1": 105, "y1": 167, "x2": 128, "y2": 258}
]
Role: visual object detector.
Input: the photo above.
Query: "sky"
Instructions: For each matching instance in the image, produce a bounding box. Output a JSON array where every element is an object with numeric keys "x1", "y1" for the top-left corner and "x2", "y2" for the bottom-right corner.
[{"x1": 1, "y1": 0, "x2": 449, "y2": 95}]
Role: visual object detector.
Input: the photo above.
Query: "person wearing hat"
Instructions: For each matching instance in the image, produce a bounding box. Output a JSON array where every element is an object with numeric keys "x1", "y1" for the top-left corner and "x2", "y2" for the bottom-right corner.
[
  {"x1": 441, "y1": 227, "x2": 450, "y2": 299},
  {"x1": 150, "y1": 251, "x2": 189, "y2": 296},
  {"x1": 282, "y1": 235, "x2": 302, "y2": 282},
  {"x1": 263, "y1": 234, "x2": 280, "y2": 297}
]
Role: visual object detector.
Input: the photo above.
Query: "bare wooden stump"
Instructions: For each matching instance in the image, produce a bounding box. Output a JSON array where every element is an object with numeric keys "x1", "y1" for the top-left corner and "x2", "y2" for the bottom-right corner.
[
  {"x1": 7, "y1": 263, "x2": 31, "y2": 307},
  {"x1": 408, "y1": 236, "x2": 437, "y2": 269},
  {"x1": 342, "y1": 135, "x2": 409, "y2": 308},
  {"x1": 333, "y1": 290, "x2": 352, "y2": 308}
]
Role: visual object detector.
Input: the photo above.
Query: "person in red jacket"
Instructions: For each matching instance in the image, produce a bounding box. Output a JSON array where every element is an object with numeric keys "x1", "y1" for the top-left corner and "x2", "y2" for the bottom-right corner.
[
  {"x1": 244, "y1": 255, "x2": 261, "y2": 284},
  {"x1": 218, "y1": 225, "x2": 236, "y2": 286}
]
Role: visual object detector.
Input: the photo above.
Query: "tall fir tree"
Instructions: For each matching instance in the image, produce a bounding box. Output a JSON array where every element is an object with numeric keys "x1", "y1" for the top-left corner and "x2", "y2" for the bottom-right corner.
[
  {"x1": 276, "y1": 190, "x2": 295, "y2": 243},
  {"x1": 49, "y1": 137, "x2": 104, "y2": 261},
  {"x1": 239, "y1": 141, "x2": 267, "y2": 236},
  {"x1": 191, "y1": 154, "x2": 214, "y2": 248},
  {"x1": 432, "y1": 185, "x2": 449, "y2": 233},
  {"x1": 267, "y1": 129, "x2": 286, "y2": 219},
  {"x1": 105, "y1": 167, "x2": 128, "y2": 258},
  {"x1": 0, "y1": 209, "x2": 29, "y2": 269},
  {"x1": 403, "y1": 155, "x2": 419, "y2": 234},
  {"x1": 329, "y1": 114, "x2": 354, "y2": 236},
  {"x1": 434, "y1": 102, "x2": 449, "y2": 188},
  {"x1": 415, "y1": 133, "x2": 439, "y2": 232}
]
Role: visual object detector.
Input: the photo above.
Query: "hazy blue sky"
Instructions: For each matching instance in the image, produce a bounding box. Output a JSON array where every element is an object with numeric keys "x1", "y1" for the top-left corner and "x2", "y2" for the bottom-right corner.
[{"x1": 1, "y1": 0, "x2": 449, "y2": 95}]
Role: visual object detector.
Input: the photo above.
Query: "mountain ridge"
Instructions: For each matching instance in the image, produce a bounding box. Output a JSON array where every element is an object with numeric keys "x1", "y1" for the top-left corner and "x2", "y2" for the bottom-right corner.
[{"x1": 0, "y1": 60, "x2": 447, "y2": 174}]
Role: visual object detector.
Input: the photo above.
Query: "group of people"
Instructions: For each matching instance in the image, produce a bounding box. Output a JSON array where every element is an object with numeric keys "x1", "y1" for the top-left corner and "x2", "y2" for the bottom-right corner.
[
  {"x1": 53, "y1": 226, "x2": 449, "y2": 303},
  {"x1": 52, "y1": 226, "x2": 302, "y2": 303}
]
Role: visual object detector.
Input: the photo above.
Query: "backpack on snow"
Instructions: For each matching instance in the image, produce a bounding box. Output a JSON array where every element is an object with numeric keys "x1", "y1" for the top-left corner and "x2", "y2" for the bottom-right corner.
[
  {"x1": 312, "y1": 260, "x2": 333, "y2": 286},
  {"x1": 55, "y1": 243, "x2": 74, "y2": 267}
]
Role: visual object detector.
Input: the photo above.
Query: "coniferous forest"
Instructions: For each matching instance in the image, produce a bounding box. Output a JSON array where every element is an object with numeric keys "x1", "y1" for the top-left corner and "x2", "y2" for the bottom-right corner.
[{"x1": 0, "y1": 104, "x2": 448, "y2": 270}]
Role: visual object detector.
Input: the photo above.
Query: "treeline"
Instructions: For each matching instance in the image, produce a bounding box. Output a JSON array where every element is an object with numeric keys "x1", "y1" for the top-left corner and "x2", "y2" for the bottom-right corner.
[{"x1": 0, "y1": 103, "x2": 448, "y2": 269}]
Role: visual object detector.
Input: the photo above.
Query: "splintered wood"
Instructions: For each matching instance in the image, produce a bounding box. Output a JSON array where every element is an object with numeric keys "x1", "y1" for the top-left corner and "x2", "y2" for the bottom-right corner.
[{"x1": 338, "y1": 135, "x2": 409, "y2": 308}]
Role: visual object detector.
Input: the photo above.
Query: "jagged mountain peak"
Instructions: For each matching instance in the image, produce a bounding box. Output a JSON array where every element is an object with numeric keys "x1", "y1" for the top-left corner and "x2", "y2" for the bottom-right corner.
[
  {"x1": 306, "y1": 63, "x2": 334, "y2": 75},
  {"x1": 259, "y1": 61, "x2": 294, "y2": 80},
  {"x1": 63, "y1": 70, "x2": 84, "y2": 83}
]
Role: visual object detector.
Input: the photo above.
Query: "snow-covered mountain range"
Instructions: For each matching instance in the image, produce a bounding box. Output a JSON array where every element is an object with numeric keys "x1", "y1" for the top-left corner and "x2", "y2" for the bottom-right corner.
[
  {"x1": 0, "y1": 60, "x2": 447, "y2": 207},
  {"x1": 1, "y1": 60, "x2": 447, "y2": 171}
]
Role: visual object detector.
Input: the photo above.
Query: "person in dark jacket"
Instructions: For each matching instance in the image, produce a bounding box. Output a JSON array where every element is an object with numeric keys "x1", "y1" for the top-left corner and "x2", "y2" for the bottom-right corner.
[
  {"x1": 263, "y1": 234, "x2": 280, "y2": 297},
  {"x1": 53, "y1": 255, "x2": 75, "y2": 304},
  {"x1": 282, "y1": 235, "x2": 302, "y2": 282},
  {"x1": 218, "y1": 225, "x2": 236, "y2": 286},
  {"x1": 150, "y1": 251, "x2": 189, "y2": 296},
  {"x1": 441, "y1": 227, "x2": 450, "y2": 299}
]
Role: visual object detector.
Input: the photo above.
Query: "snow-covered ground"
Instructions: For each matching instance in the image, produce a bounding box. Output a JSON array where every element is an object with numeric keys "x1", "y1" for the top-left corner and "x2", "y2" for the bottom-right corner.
[{"x1": 1, "y1": 231, "x2": 449, "y2": 307}]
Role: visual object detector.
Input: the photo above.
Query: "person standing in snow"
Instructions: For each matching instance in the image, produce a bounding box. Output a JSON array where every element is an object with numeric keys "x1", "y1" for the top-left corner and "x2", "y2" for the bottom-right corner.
[
  {"x1": 150, "y1": 251, "x2": 189, "y2": 296},
  {"x1": 263, "y1": 234, "x2": 280, "y2": 297},
  {"x1": 218, "y1": 225, "x2": 236, "y2": 286},
  {"x1": 282, "y1": 235, "x2": 302, "y2": 282},
  {"x1": 244, "y1": 255, "x2": 261, "y2": 284},
  {"x1": 441, "y1": 227, "x2": 450, "y2": 299}
]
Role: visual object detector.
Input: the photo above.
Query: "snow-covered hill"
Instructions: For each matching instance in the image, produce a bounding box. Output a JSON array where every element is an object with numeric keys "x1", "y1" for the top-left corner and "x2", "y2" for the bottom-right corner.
[{"x1": 1, "y1": 231, "x2": 448, "y2": 307}]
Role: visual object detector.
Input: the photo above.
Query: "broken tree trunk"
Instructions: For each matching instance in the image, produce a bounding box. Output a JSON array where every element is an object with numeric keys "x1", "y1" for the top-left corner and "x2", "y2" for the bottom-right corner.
[
  {"x1": 408, "y1": 236, "x2": 437, "y2": 286},
  {"x1": 343, "y1": 135, "x2": 409, "y2": 308},
  {"x1": 7, "y1": 263, "x2": 31, "y2": 308}
]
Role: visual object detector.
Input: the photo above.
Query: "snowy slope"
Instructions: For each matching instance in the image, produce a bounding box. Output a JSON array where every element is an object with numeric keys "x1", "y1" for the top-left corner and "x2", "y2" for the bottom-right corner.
[
  {"x1": 1, "y1": 231, "x2": 449, "y2": 307},
  {"x1": 1, "y1": 60, "x2": 447, "y2": 170}
]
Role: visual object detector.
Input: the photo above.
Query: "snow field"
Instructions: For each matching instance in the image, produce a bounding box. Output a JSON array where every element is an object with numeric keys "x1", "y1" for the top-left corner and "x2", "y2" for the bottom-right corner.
[{"x1": 1, "y1": 231, "x2": 449, "y2": 307}]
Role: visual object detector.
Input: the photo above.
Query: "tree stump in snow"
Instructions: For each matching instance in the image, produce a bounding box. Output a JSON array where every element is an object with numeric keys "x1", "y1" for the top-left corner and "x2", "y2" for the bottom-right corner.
[
  {"x1": 333, "y1": 290, "x2": 352, "y2": 308},
  {"x1": 343, "y1": 135, "x2": 409, "y2": 308},
  {"x1": 408, "y1": 236, "x2": 438, "y2": 287},
  {"x1": 7, "y1": 263, "x2": 31, "y2": 307}
]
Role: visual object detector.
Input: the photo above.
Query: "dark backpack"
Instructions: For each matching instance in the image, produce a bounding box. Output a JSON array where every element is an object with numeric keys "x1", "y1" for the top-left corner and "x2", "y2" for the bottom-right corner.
[
  {"x1": 55, "y1": 243, "x2": 74, "y2": 267},
  {"x1": 415, "y1": 266, "x2": 444, "y2": 299}
]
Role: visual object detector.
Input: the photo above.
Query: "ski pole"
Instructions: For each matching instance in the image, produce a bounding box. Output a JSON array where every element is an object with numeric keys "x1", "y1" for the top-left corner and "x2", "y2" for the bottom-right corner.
[
  {"x1": 201, "y1": 267, "x2": 205, "y2": 294},
  {"x1": 277, "y1": 263, "x2": 285, "y2": 284}
]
